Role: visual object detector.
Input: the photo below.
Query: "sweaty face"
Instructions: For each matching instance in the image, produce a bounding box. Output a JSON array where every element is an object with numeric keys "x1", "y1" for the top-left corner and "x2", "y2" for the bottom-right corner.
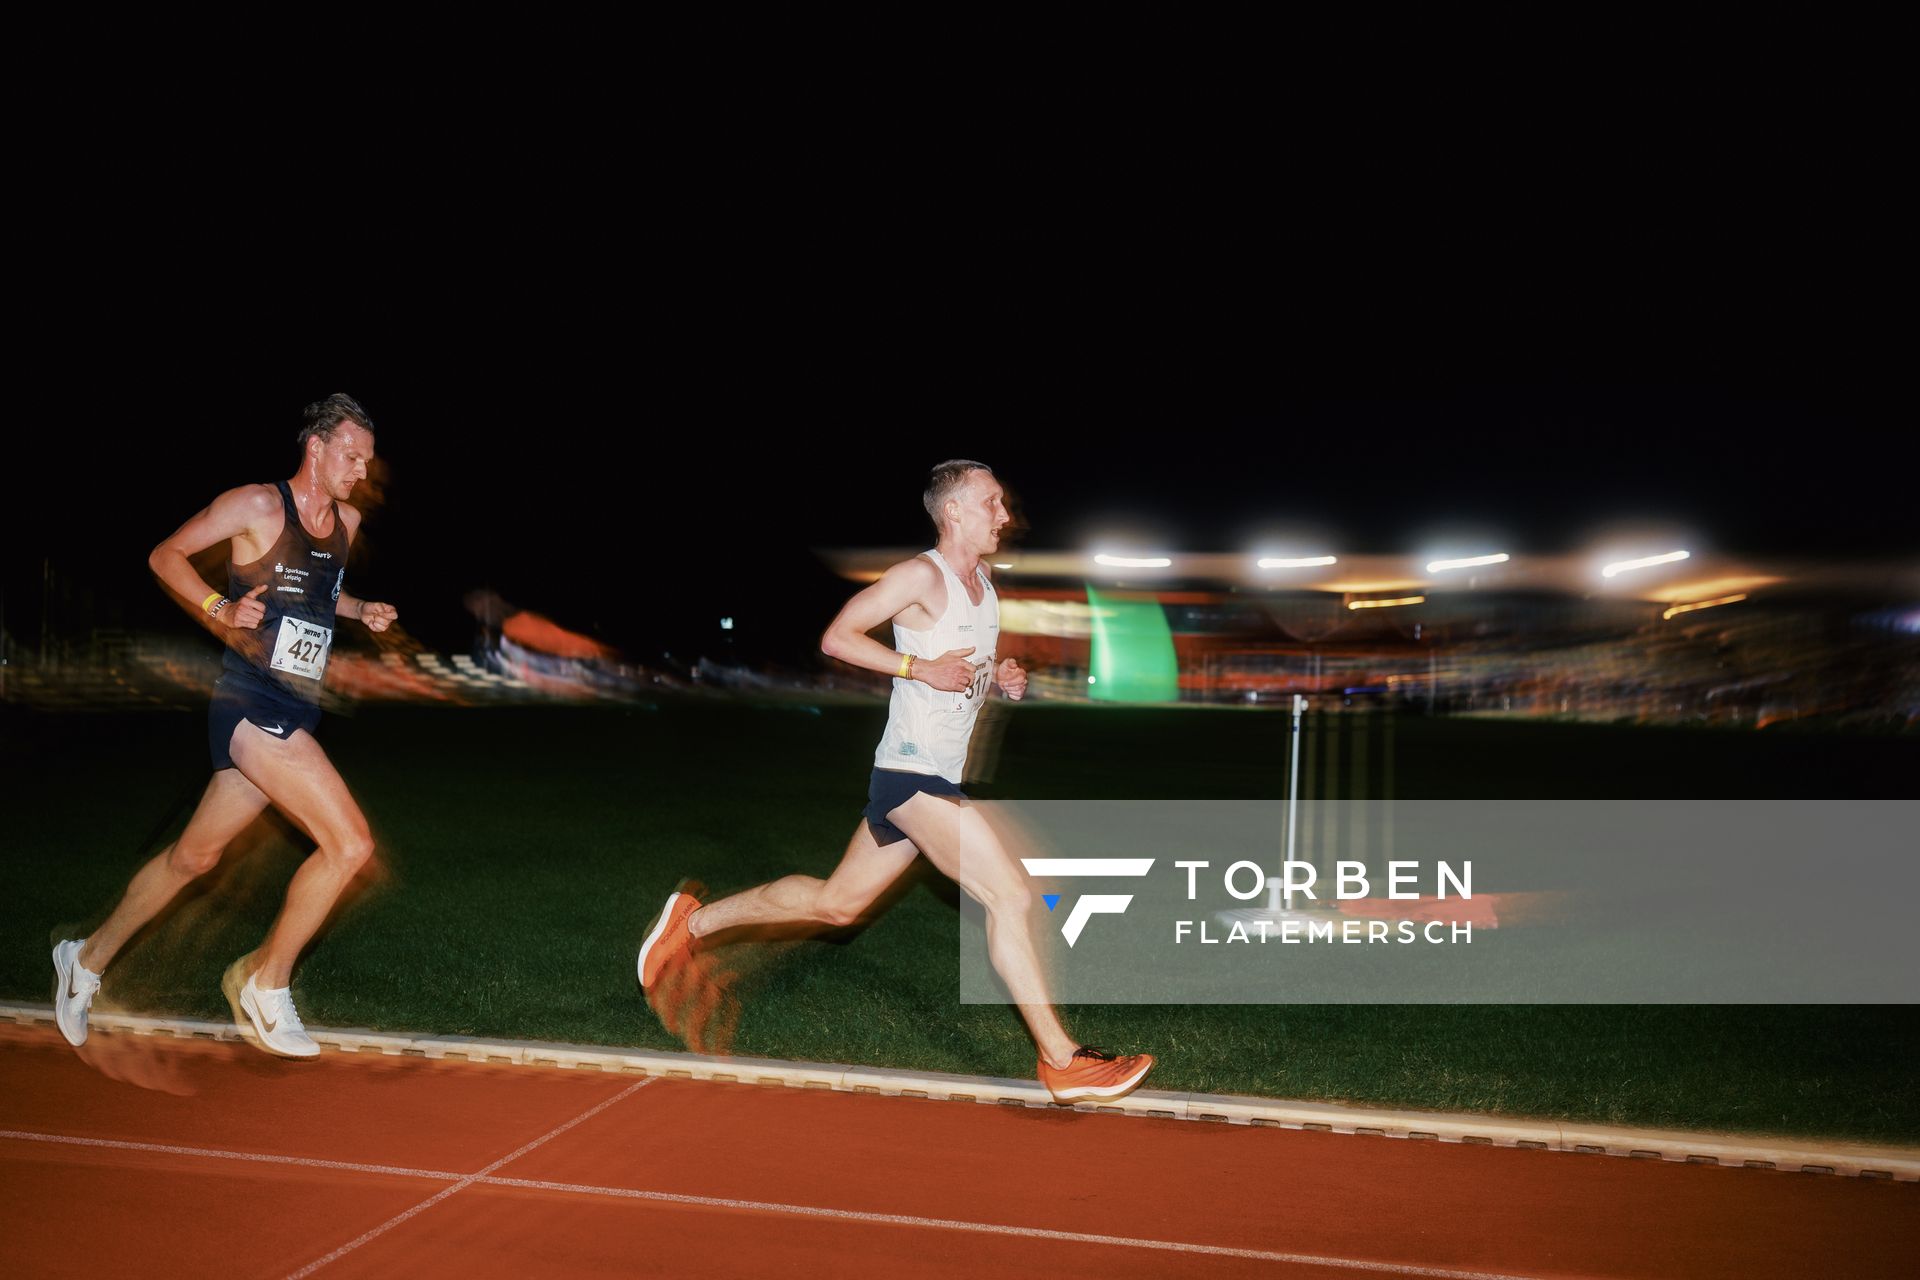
[{"x1": 317, "y1": 425, "x2": 375, "y2": 500}]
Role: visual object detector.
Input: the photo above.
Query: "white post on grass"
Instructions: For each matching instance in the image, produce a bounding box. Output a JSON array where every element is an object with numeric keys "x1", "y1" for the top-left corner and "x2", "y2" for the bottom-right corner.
[{"x1": 1269, "y1": 693, "x2": 1308, "y2": 912}]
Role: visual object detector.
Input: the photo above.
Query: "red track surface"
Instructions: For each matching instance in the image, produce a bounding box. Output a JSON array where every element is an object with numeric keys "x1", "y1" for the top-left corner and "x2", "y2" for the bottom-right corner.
[{"x1": 1, "y1": 1024, "x2": 1913, "y2": 1279}]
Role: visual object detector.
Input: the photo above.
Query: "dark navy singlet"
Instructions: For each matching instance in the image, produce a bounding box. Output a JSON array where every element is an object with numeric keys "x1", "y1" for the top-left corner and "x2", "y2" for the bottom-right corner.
[{"x1": 222, "y1": 481, "x2": 350, "y2": 704}]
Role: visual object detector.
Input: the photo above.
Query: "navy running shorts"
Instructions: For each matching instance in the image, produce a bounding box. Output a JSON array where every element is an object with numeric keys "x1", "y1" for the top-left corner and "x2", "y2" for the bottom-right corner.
[
  {"x1": 864, "y1": 768, "x2": 967, "y2": 847},
  {"x1": 208, "y1": 670, "x2": 322, "y2": 770}
]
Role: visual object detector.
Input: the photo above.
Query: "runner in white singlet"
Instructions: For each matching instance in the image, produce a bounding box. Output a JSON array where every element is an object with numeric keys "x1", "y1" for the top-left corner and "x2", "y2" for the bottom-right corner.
[
  {"x1": 874, "y1": 548, "x2": 999, "y2": 784},
  {"x1": 638, "y1": 461, "x2": 1155, "y2": 1104}
]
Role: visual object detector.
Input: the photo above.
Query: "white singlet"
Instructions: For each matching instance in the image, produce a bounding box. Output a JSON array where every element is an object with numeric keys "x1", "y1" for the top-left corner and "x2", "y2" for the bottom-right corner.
[{"x1": 873, "y1": 550, "x2": 999, "y2": 783}]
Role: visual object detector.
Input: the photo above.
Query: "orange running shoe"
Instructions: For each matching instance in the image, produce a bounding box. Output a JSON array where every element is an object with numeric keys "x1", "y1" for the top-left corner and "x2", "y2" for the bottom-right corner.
[
  {"x1": 1038, "y1": 1046, "x2": 1156, "y2": 1103},
  {"x1": 637, "y1": 890, "x2": 701, "y2": 991}
]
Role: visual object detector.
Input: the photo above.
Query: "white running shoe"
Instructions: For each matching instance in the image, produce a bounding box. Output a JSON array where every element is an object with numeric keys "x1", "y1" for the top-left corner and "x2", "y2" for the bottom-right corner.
[
  {"x1": 236, "y1": 974, "x2": 321, "y2": 1058},
  {"x1": 52, "y1": 939, "x2": 101, "y2": 1047}
]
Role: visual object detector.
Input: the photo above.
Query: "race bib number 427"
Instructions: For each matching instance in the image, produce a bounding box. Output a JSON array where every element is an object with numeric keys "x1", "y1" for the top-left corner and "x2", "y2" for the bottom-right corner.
[{"x1": 269, "y1": 616, "x2": 332, "y2": 681}]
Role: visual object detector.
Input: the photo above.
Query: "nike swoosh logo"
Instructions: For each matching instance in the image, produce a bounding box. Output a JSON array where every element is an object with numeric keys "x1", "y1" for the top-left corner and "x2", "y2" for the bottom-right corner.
[
  {"x1": 261, "y1": 1012, "x2": 278, "y2": 1033},
  {"x1": 67, "y1": 976, "x2": 82, "y2": 1000},
  {"x1": 262, "y1": 724, "x2": 286, "y2": 736}
]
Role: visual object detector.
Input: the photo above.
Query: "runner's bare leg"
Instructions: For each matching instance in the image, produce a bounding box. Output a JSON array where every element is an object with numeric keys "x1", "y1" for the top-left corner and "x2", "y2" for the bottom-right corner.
[
  {"x1": 689, "y1": 820, "x2": 918, "y2": 937},
  {"x1": 886, "y1": 792, "x2": 1078, "y2": 1069},
  {"x1": 228, "y1": 721, "x2": 376, "y2": 989},
  {"x1": 77, "y1": 769, "x2": 272, "y2": 973}
]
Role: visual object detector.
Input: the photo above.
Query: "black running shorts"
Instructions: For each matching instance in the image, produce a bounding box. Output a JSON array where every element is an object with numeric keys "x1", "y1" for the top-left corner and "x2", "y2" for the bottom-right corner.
[
  {"x1": 208, "y1": 669, "x2": 322, "y2": 770},
  {"x1": 864, "y1": 767, "x2": 967, "y2": 847}
]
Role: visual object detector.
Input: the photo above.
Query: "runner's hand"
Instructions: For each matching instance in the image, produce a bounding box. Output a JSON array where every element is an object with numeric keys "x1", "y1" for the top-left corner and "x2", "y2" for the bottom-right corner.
[
  {"x1": 914, "y1": 647, "x2": 976, "y2": 692},
  {"x1": 359, "y1": 601, "x2": 398, "y2": 632},
  {"x1": 996, "y1": 657, "x2": 1027, "y2": 701},
  {"x1": 220, "y1": 583, "x2": 269, "y2": 630}
]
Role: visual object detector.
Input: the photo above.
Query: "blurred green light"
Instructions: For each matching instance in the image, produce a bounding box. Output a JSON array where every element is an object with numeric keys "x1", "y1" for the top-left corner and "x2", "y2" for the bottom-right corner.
[{"x1": 1085, "y1": 585, "x2": 1179, "y2": 703}]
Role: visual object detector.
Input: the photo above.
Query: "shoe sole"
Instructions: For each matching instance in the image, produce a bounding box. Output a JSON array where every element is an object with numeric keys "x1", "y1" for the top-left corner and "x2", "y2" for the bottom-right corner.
[
  {"x1": 1046, "y1": 1057, "x2": 1156, "y2": 1103},
  {"x1": 230, "y1": 966, "x2": 320, "y2": 1059},
  {"x1": 50, "y1": 943, "x2": 87, "y2": 1048},
  {"x1": 637, "y1": 892, "x2": 685, "y2": 990}
]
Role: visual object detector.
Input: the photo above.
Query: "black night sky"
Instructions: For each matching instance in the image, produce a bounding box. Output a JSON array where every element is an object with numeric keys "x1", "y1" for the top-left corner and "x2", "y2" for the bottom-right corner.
[{"x1": 8, "y1": 47, "x2": 1908, "y2": 667}]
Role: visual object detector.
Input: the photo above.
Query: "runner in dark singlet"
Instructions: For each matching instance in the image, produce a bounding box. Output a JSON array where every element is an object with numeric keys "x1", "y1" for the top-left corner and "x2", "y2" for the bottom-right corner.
[
  {"x1": 204, "y1": 478, "x2": 350, "y2": 768},
  {"x1": 52, "y1": 394, "x2": 398, "y2": 1058}
]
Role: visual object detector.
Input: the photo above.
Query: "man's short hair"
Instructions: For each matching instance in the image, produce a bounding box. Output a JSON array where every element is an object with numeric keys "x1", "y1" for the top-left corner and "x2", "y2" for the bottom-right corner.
[
  {"x1": 924, "y1": 459, "x2": 993, "y2": 531},
  {"x1": 298, "y1": 394, "x2": 375, "y2": 447}
]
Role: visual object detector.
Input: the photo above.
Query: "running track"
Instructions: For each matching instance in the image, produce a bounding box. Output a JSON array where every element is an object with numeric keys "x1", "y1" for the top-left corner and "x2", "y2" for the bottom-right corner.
[{"x1": 0, "y1": 1025, "x2": 1912, "y2": 1278}]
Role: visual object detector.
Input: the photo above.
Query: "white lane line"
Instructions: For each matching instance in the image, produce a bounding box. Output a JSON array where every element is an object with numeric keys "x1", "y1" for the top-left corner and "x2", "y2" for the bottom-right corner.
[
  {"x1": 0, "y1": 1129, "x2": 459, "y2": 1182},
  {"x1": 283, "y1": 1078, "x2": 652, "y2": 1279},
  {"x1": 3, "y1": 1120, "x2": 1556, "y2": 1280},
  {"x1": 478, "y1": 1174, "x2": 1549, "y2": 1278}
]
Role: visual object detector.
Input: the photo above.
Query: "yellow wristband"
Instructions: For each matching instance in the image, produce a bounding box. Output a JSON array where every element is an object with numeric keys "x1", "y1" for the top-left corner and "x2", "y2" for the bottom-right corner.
[
  {"x1": 897, "y1": 652, "x2": 914, "y2": 679},
  {"x1": 201, "y1": 591, "x2": 223, "y2": 616}
]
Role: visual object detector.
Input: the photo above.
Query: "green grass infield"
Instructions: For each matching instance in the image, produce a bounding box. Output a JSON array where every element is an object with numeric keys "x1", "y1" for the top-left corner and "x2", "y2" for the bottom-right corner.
[{"x1": 5, "y1": 698, "x2": 1916, "y2": 1142}]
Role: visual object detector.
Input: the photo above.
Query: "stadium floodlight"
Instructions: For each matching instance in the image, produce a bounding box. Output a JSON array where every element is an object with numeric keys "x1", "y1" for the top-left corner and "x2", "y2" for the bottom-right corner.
[
  {"x1": 1425, "y1": 553, "x2": 1510, "y2": 573},
  {"x1": 1094, "y1": 553, "x2": 1173, "y2": 568},
  {"x1": 1348, "y1": 595, "x2": 1426, "y2": 610},
  {"x1": 719, "y1": 617, "x2": 734, "y2": 631},
  {"x1": 1662, "y1": 593, "x2": 1747, "y2": 620},
  {"x1": 1256, "y1": 556, "x2": 1338, "y2": 569},
  {"x1": 1603, "y1": 550, "x2": 1690, "y2": 578}
]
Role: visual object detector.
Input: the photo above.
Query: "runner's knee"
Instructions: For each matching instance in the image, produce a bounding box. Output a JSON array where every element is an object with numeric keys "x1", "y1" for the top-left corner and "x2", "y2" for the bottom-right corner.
[
  {"x1": 815, "y1": 894, "x2": 868, "y2": 928},
  {"x1": 814, "y1": 873, "x2": 884, "y2": 926},
  {"x1": 322, "y1": 826, "x2": 375, "y2": 875},
  {"x1": 974, "y1": 878, "x2": 1033, "y2": 918},
  {"x1": 167, "y1": 839, "x2": 224, "y2": 877}
]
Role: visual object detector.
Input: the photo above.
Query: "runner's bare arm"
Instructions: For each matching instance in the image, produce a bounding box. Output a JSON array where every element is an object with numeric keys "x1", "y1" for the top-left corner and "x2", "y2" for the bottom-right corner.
[
  {"x1": 330, "y1": 506, "x2": 398, "y2": 631},
  {"x1": 148, "y1": 485, "x2": 281, "y2": 627},
  {"x1": 334, "y1": 592, "x2": 398, "y2": 631},
  {"x1": 994, "y1": 657, "x2": 1028, "y2": 700},
  {"x1": 821, "y1": 557, "x2": 973, "y2": 691}
]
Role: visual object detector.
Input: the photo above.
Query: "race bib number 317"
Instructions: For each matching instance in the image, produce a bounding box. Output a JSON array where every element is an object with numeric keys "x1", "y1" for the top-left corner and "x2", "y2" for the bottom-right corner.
[
  {"x1": 269, "y1": 616, "x2": 332, "y2": 681},
  {"x1": 955, "y1": 658, "x2": 993, "y2": 709}
]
